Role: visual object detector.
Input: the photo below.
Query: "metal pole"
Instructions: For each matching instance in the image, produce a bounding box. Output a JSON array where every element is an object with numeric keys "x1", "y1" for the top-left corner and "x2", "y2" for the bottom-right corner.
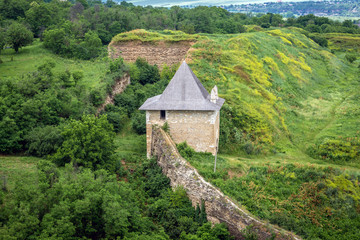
[
  {"x1": 214, "y1": 148, "x2": 217, "y2": 173},
  {"x1": 214, "y1": 137, "x2": 219, "y2": 173}
]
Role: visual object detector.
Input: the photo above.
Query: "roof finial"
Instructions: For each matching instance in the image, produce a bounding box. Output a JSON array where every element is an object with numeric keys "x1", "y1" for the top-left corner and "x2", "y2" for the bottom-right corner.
[{"x1": 211, "y1": 85, "x2": 218, "y2": 103}]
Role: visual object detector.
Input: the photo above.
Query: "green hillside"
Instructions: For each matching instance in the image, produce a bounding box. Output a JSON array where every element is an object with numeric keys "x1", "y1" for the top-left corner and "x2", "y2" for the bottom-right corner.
[
  {"x1": 168, "y1": 28, "x2": 360, "y2": 239},
  {"x1": 178, "y1": 28, "x2": 360, "y2": 166},
  {"x1": 0, "y1": 40, "x2": 108, "y2": 88},
  {"x1": 2, "y1": 0, "x2": 360, "y2": 238},
  {"x1": 107, "y1": 29, "x2": 360, "y2": 239},
  {"x1": 1, "y1": 27, "x2": 359, "y2": 239}
]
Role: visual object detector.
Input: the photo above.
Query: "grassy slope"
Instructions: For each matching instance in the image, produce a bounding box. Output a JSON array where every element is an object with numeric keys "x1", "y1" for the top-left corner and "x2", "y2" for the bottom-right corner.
[
  {"x1": 111, "y1": 29, "x2": 201, "y2": 43},
  {"x1": 179, "y1": 28, "x2": 360, "y2": 239},
  {"x1": 185, "y1": 28, "x2": 359, "y2": 168},
  {"x1": 0, "y1": 39, "x2": 108, "y2": 89},
  {"x1": 0, "y1": 156, "x2": 39, "y2": 190},
  {"x1": 2, "y1": 28, "x2": 360, "y2": 239}
]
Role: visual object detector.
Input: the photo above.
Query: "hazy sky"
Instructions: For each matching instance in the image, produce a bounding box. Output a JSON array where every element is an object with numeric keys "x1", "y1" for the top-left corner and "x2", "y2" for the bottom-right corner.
[{"x1": 124, "y1": 0, "x2": 321, "y2": 7}]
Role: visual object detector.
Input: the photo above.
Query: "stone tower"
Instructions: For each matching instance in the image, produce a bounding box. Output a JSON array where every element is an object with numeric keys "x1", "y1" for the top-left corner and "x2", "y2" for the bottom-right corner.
[{"x1": 139, "y1": 61, "x2": 225, "y2": 158}]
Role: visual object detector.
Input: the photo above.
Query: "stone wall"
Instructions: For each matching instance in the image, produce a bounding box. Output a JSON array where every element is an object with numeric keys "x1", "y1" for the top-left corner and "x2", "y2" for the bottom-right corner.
[
  {"x1": 97, "y1": 73, "x2": 130, "y2": 113},
  {"x1": 146, "y1": 110, "x2": 219, "y2": 157},
  {"x1": 151, "y1": 127, "x2": 301, "y2": 240},
  {"x1": 108, "y1": 41, "x2": 194, "y2": 69}
]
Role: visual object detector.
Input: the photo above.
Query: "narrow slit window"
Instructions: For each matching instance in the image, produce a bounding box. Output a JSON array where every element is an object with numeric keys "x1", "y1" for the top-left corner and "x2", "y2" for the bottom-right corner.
[{"x1": 160, "y1": 110, "x2": 166, "y2": 120}]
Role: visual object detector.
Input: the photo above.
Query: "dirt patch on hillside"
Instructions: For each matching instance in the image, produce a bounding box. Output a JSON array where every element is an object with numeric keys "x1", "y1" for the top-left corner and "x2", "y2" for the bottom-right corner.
[
  {"x1": 108, "y1": 40, "x2": 195, "y2": 68},
  {"x1": 227, "y1": 169, "x2": 244, "y2": 179}
]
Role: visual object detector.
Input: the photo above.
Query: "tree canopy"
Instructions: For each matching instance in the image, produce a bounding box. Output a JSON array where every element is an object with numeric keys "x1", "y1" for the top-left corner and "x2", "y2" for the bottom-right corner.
[
  {"x1": 6, "y1": 22, "x2": 33, "y2": 53},
  {"x1": 52, "y1": 114, "x2": 116, "y2": 170}
]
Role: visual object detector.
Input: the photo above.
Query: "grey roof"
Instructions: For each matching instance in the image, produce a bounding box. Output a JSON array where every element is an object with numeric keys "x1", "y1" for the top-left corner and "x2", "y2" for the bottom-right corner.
[{"x1": 139, "y1": 61, "x2": 225, "y2": 111}]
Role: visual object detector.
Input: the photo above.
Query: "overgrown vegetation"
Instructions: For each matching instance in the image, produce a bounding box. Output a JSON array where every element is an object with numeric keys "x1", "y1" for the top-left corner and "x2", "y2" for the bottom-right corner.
[
  {"x1": 180, "y1": 148, "x2": 360, "y2": 240},
  {"x1": 112, "y1": 29, "x2": 201, "y2": 43},
  {"x1": 0, "y1": 55, "x2": 125, "y2": 153},
  {"x1": 0, "y1": 156, "x2": 232, "y2": 239},
  {"x1": 1, "y1": 0, "x2": 360, "y2": 239},
  {"x1": 185, "y1": 28, "x2": 360, "y2": 165}
]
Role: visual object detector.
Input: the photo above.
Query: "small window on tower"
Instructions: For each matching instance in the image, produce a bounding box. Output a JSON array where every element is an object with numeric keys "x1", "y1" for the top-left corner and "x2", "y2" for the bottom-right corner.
[{"x1": 160, "y1": 110, "x2": 166, "y2": 120}]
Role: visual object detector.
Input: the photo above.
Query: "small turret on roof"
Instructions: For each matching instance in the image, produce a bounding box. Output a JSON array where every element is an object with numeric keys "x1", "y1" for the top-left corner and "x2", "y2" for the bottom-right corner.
[{"x1": 139, "y1": 61, "x2": 225, "y2": 111}]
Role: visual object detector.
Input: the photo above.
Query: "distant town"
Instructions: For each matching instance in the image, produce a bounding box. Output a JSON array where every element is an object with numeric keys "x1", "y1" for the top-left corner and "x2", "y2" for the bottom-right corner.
[{"x1": 219, "y1": 0, "x2": 360, "y2": 18}]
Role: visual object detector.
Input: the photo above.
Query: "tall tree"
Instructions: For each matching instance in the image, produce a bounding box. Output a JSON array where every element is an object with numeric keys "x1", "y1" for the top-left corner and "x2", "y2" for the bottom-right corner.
[
  {"x1": 25, "y1": 2, "x2": 53, "y2": 37},
  {"x1": 0, "y1": 27, "x2": 6, "y2": 54},
  {"x1": 6, "y1": 22, "x2": 33, "y2": 53},
  {"x1": 52, "y1": 115, "x2": 116, "y2": 170}
]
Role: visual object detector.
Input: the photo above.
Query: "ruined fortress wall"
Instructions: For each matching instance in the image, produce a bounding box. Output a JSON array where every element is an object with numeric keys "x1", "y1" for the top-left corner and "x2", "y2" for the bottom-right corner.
[
  {"x1": 97, "y1": 73, "x2": 130, "y2": 113},
  {"x1": 151, "y1": 127, "x2": 300, "y2": 240},
  {"x1": 109, "y1": 41, "x2": 194, "y2": 68},
  {"x1": 146, "y1": 110, "x2": 219, "y2": 156}
]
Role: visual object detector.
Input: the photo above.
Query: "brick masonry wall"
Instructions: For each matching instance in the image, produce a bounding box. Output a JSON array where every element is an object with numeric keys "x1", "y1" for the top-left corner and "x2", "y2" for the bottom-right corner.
[
  {"x1": 146, "y1": 110, "x2": 219, "y2": 157},
  {"x1": 108, "y1": 41, "x2": 194, "y2": 69},
  {"x1": 151, "y1": 127, "x2": 301, "y2": 240}
]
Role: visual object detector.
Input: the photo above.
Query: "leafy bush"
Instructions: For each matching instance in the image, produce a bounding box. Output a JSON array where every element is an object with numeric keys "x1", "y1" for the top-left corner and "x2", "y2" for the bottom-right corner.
[
  {"x1": 309, "y1": 34, "x2": 328, "y2": 47},
  {"x1": 6, "y1": 22, "x2": 33, "y2": 53},
  {"x1": 109, "y1": 57, "x2": 125, "y2": 73},
  {"x1": 106, "y1": 111, "x2": 128, "y2": 133},
  {"x1": 345, "y1": 53, "x2": 357, "y2": 63},
  {"x1": 311, "y1": 138, "x2": 360, "y2": 162},
  {"x1": 72, "y1": 70, "x2": 84, "y2": 83},
  {"x1": 0, "y1": 165, "x2": 153, "y2": 239},
  {"x1": 132, "y1": 58, "x2": 160, "y2": 85},
  {"x1": 131, "y1": 111, "x2": 146, "y2": 134},
  {"x1": 162, "y1": 121, "x2": 170, "y2": 133},
  {"x1": 201, "y1": 163, "x2": 360, "y2": 239},
  {"x1": 43, "y1": 27, "x2": 103, "y2": 60},
  {"x1": 25, "y1": 125, "x2": 63, "y2": 157},
  {"x1": 0, "y1": 116, "x2": 22, "y2": 153},
  {"x1": 52, "y1": 115, "x2": 116, "y2": 170},
  {"x1": 177, "y1": 142, "x2": 196, "y2": 159},
  {"x1": 90, "y1": 89, "x2": 105, "y2": 106}
]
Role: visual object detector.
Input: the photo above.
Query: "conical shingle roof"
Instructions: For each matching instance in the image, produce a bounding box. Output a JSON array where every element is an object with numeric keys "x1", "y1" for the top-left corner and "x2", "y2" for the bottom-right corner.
[{"x1": 139, "y1": 61, "x2": 224, "y2": 111}]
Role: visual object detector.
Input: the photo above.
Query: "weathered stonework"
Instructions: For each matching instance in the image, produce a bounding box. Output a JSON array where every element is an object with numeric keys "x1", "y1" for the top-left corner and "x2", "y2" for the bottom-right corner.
[
  {"x1": 146, "y1": 110, "x2": 220, "y2": 158},
  {"x1": 97, "y1": 73, "x2": 130, "y2": 113},
  {"x1": 152, "y1": 127, "x2": 301, "y2": 240},
  {"x1": 108, "y1": 41, "x2": 194, "y2": 69}
]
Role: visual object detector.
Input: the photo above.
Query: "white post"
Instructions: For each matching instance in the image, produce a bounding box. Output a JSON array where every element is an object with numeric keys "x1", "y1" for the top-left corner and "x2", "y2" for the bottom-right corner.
[
  {"x1": 214, "y1": 137, "x2": 219, "y2": 173},
  {"x1": 214, "y1": 147, "x2": 217, "y2": 173}
]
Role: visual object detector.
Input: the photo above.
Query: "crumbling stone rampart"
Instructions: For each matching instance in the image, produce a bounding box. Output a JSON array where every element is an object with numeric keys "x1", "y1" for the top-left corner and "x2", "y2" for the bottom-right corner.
[
  {"x1": 97, "y1": 73, "x2": 130, "y2": 113},
  {"x1": 151, "y1": 127, "x2": 301, "y2": 240},
  {"x1": 108, "y1": 41, "x2": 194, "y2": 68}
]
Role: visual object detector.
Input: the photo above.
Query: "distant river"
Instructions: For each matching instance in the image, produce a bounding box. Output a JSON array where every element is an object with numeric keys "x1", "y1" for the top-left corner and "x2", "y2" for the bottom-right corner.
[{"x1": 124, "y1": 0, "x2": 321, "y2": 7}]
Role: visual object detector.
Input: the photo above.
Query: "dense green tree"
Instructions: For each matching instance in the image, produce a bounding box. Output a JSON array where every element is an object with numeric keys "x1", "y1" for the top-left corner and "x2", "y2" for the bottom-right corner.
[
  {"x1": 134, "y1": 57, "x2": 160, "y2": 85},
  {"x1": 0, "y1": 0, "x2": 29, "y2": 19},
  {"x1": 0, "y1": 116, "x2": 21, "y2": 152},
  {"x1": 131, "y1": 111, "x2": 146, "y2": 135},
  {"x1": 52, "y1": 114, "x2": 115, "y2": 170},
  {"x1": 106, "y1": 110, "x2": 128, "y2": 133},
  {"x1": 43, "y1": 28, "x2": 69, "y2": 55},
  {"x1": 25, "y1": 2, "x2": 53, "y2": 37},
  {"x1": 6, "y1": 22, "x2": 33, "y2": 53},
  {"x1": 0, "y1": 27, "x2": 6, "y2": 54},
  {"x1": 189, "y1": 7, "x2": 215, "y2": 33},
  {"x1": 43, "y1": 26, "x2": 102, "y2": 59},
  {"x1": 309, "y1": 34, "x2": 328, "y2": 47},
  {"x1": 305, "y1": 24, "x2": 321, "y2": 33},
  {"x1": 80, "y1": 30, "x2": 102, "y2": 59},
  {"x1": 90, "y1": 89, "x2": 105, "y2": 106},
  {"x1": 25, "y1": 125, "x2": 63, "y2": 157},
  {"x1": 178, "y1": 20, "x2": 196, "y2": 34}
]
